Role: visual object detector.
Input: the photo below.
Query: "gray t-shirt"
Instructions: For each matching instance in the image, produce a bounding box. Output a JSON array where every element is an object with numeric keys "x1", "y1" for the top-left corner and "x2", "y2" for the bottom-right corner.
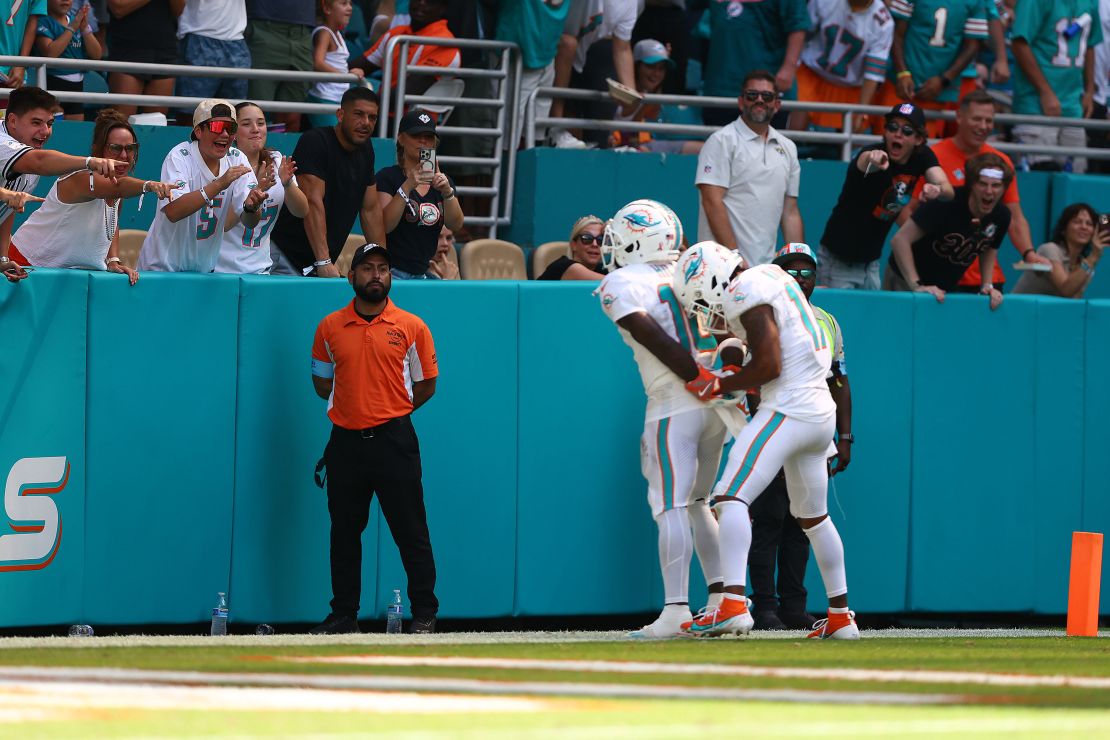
[{"x1": 1011, "y1": 242, "x2": 1088, "y2": 298}]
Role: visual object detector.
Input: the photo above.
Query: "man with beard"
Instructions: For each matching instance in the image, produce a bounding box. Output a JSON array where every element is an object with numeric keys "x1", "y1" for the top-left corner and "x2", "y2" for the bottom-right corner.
[
  {"x1": 310, "y1": 244, "x2": 440, "y2": 634},
  {"x1": 885, "y1": 152, "x2": 1011, "y2": 310},
  {"x1": 270, "y1": 87, "x2": 387, "y2": 276},
  {"x1": 696, "y1": 70, "x2": 804, "y2": 267}
]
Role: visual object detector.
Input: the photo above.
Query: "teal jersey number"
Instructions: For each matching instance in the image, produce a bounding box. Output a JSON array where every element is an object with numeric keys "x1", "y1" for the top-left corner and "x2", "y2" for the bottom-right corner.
[
  {"x1": 816, "y1": 25, "x2": 865, "y2": 78},
  {"x1": 658, "y1": 285, "x2": 716, "y2": 353},
  {"x1": 241, "y1": 205, "x2": 278, "y2": 248},
  {"x1": 196, "y1": 197, "x2": 223, "y2": 240}
]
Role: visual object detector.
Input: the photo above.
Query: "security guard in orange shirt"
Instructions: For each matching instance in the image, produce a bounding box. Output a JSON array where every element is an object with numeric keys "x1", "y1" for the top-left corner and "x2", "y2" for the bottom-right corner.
[{"x1": 310, "y1": 243, "x2": 439, "y2": 634}]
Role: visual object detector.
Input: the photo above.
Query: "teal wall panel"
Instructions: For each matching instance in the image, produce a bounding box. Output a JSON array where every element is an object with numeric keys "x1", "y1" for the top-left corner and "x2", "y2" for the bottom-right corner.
[
  {"x1": 83, "y1": 272, "x2": 240, "y2": 624},
  {"x1": 909, "y1": 294, "x2": 1039, "y2": 612},
  {"x1": 1033, "y1": 298, "x2": 1087, "y2": 614},
  {"x1": 516, "y1": 283, "x2": 657, "y2": 616},
  {"x1": 0, "y1": 271, "x2": 88, "y2": 627},
  {"x1": 1082, "y1": 300, "x2": 1110, "y2": 603}
]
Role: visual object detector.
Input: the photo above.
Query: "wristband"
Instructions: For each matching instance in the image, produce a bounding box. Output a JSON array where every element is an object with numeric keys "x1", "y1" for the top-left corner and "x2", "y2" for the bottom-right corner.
[
  {"x1": 896, "y1": 70, "x2": 912, "y2": 79},
  {"x1": 839, "y1": 433, "x2": 854, "y2": 443},
  {"x1": 313, "y1": 258, "x2": 333, "y2": 267},
  {"x1": 1080, "y1": 260, "x2": 1094, "y2": 275},
  {"x1": 84, "y1": 156, "x2": 93, "y2": 171},
  {"x1": 106, "y1": 256, "x2": 122, "y2": 265},
  {"x1": 199, "y1": 185, "x2": 214, "y2": 208},
  {"x1": 443, "y1": 189, "x2": 456, "y2": 201},
  {"x1": 979, "y1": 285, "x2": 994, "y2": 295}
]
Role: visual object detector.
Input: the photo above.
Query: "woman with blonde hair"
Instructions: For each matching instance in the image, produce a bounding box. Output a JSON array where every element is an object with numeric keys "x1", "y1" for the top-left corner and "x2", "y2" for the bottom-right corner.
[{"x1": 537, "y1": 214, "x2": 607, "y2": 280}]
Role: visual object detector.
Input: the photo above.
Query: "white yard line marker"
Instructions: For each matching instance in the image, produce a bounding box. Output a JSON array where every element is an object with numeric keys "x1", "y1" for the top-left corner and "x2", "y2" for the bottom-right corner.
[
  {"x1": 288, "y1": 654, "x2": 1110, "y2": 691},
  {"x1": 0, "y1": 666, "x2": 958, "y2": 706}
]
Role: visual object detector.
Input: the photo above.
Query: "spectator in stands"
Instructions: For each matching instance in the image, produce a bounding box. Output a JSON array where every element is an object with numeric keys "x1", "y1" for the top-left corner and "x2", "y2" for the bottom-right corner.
[
  {"x1": 608, "y1": 39, "x2": 702, "y2": 154},
  {"x1": 899, "y1": 90, "x2": 1050, "y2": 290},
  {"x1": 245, "y1": 0, "x2": 314, "y2": 133},
  {"x1": 353, "y1": 0, "x2": 459, "y2": 97},
  {"x1": 789, "y1": 0, "x2": 892, "y2": 133},
  {"x1": 0, "y1": 0, "x2": 43, "y2": 89},
  {"x1": 0, "y1": 86, "x2": 129, "y2": 282},
  {"x1": 9, "y1": 109, "x2": 174, "y2": 282},
  {"x1": 695, "y1": 70, "x2": 803, "y2": 267},
  {"x1": 885, "y1": 152, "x2": 1010, "y2": 310},
  {"x1": 538, "y1": 215, "x2": 607, "y2": 281},
  {"x1": 376, "y1": 108, "x2": 462, "y2": 280},
  {"x1": 174, "y1": 0, "x2": 250, "y2": 126},
  {"x1": 818, "y1": 102, "x2": 953, "y2": 290},
  {"x1": 427, "y1": 224, "x2": 459, "y2": 280},
  {"x1": 1010, "y1": 0, "x2": 1102, "y2": 173},
  {"x1": 632, "y1": 0, "x2": 689, "y2": 96},
  {"x1": 701, "y1": 0, "x2": 808, "y2": 128},
  {"x1": 1090, "y1": 0, "x2": 1110, "y2": 173},
  {"x1": 496, "y1": 0, "x2": 570, "y2": 146},
  {"x1": 886, "y1": 0, "x2": 986, "y2": 137},
  {"x1": 270, "y1": 87, "x2": 387, "y2": 277},
  {"x1": 549, "y1": 0, "x2": 642, "y2": 148},
  {"x1": 106, "y1": 0, "x2": 182, "y2": 117},
  {"x1": 215, "y1": 101, "x2": 309, "y2": 274},
  {"x1": 1013, "y1": 204, "x2": 1108, "y2": 298},
  {"x1": 137, "y1": 99, "x2": 270, "y2": 273},
  {"x1": 307, "y1": 0, "x2": 364, "y2": 130},
  {"x1": 35, "y1": 0, "x2": 102, "y2": 120}
]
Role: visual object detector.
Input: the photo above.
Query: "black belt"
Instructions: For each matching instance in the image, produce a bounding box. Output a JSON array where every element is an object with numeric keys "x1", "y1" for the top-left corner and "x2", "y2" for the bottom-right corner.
[{"x1": 334, "y1": 416, "x2": 408, "y2": 439}]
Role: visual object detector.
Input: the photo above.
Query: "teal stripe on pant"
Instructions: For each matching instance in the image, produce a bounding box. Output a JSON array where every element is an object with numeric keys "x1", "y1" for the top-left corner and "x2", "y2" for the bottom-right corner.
[
  {"x1": 658, "y1": 417, "x2": 674, "y2": 510},
  {"x1": 724, "y1": 412, "x2": 786, "y2": 498}
]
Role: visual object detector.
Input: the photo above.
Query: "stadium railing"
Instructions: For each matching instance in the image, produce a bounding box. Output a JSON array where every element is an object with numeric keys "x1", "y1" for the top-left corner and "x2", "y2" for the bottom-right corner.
[
  {"x1": 378, "y1": 35, "x2": 522, "y2": 236},
  {"x1": 524, "y1": 87, "x2": 1110, "y2": 163}
]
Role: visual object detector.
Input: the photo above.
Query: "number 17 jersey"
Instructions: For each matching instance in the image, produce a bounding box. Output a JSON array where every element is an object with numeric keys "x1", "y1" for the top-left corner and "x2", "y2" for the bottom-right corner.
[{"x1": 599, "y1": 262, "x2": 717, "y2": 423}]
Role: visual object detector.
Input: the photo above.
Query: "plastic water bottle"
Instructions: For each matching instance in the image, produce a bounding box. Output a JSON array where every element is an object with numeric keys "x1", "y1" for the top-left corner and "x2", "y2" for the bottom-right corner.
[
  {"x1": 386, "y1": 589, "x2": 403, "y2": 634},
  {"x1": 67, "y1": 624, "x2": 94, "y2": 637},
  {"x1": 210, "y1": 592, "x2": 229, "y2": 636}
]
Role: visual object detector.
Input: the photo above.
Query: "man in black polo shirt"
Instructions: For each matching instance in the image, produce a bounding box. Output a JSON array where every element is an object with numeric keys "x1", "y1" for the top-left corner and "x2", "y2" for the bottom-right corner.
[
  {"x1": 270, "y1": 87, "x2": 387, "y2": 276},
  {"x1": 819, "y1": 102, "x2": 953, "y2": 290},
  {"x1": 884, "y1": 152, "x2": 1011, "y2": 310}
]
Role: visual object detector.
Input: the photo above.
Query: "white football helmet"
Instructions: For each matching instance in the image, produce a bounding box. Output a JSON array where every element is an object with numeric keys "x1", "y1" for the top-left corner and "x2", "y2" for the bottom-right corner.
[
  {"x1": 672, "y1": 241, "x2": 744, "y2": 332},
  {"x1": 601, "y1": 199, "x2": 683, "y2": 270}
]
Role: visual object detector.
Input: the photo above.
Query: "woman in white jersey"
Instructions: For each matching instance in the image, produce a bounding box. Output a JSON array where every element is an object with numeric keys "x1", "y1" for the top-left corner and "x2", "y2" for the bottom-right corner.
[
  {"x1": 216, "y1": 102, "x2": 309, "y2": 274},
  {"x1": 307, "y1": 0, "x2": 364, "y2": 129},
  {"x1": 10, "y1": 109, "x2": 175, "y2": 284},
  {"x1": 137, "y1": 99, "x2": 269, "y2": 273}
]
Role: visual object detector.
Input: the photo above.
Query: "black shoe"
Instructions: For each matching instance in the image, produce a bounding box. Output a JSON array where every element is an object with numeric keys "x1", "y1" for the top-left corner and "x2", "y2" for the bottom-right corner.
[
  {"x1": 778, "y1": 610, "x2": 818, "y2": 630},
  {"x1": 752, "y1": 610, "x2": 788, "y2": 630},
  {"x1": 409, "y1": 614, "x2": 437, "y2": 634},
  {"x1": 309, "y1": 613, "x2": 360, "y2": 635}
]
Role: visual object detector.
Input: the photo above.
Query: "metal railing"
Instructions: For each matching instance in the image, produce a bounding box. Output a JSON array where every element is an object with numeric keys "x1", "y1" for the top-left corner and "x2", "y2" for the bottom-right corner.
[
  {"x1": 378, "y1": 35, "x2": 521, "y2": 235},
  {"x1": 526, "y1": 87, "x2": 1110, "y2": 162}
]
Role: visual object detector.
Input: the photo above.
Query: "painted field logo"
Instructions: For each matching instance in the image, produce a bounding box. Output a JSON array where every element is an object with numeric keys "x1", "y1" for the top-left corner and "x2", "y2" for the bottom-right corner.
[{"x1": 0, "y1": 457, "x2": 69, "y2": 572}]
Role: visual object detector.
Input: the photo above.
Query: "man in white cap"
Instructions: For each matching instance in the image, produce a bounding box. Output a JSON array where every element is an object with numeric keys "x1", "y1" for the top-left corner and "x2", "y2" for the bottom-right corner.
[{"x1": 138, "y1": 99, "x2": 268, "y2": 273}]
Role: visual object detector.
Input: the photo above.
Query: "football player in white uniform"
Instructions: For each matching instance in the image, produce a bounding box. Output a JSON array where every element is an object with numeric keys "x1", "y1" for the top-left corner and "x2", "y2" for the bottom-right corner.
[
  {"x1": 597, "y1": 199, "x2": 747, "y2": 638},
  {"x1": 673, "y1": 242, "x2": 859, "y2": 640}
]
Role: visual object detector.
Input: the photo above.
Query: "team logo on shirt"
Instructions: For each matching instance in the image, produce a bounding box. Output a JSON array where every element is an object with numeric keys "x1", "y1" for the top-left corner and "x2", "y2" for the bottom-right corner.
[
  {"x1": 418, "y1": 202, "x2": 441, "y2": 226},
  {"x1": 953, "y1": 168, "x2": 965, "y2": 183},
  {"x1": 386, "y1": 328, "x2": 404, "y2": 347},
  {"x1": 179, "y1": 148, "x2": 189, "y2": 156},
  {"x1": 703, "y1": 165, "x2": 712, "y2": 173},
  {"x1": 983, "y1": 223, "x2": 997, "y2": 239},
  {"x1": 601, "y1": 293, "x2": 616, "y2": 308},
  {"x1": 174, "y1": 180, "x2": 186, "y2": 189}
]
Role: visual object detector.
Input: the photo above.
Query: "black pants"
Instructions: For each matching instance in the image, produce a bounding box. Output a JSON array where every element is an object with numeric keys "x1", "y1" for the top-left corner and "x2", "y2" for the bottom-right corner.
[
  {"x1": 324, "y1": 417, "x2": 438, "y2": 619},
  {"x1": 747, "y1": 473, "x2": 810, "y2": 614}
]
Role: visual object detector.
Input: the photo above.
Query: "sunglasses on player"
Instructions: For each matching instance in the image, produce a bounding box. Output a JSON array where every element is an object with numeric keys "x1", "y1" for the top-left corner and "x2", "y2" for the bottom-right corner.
[
  {"x1": 202, "y1": 120, "x2": 238, "y2": 135},
  {"x1": 785, "y1": 268, "x2": 816, "y2": 279},
  {"x1": 577, "y1": 233, "x2": 603, "y2": 245},
  {"x1": 742, "y1": 89, "x2": 777, "y2": 103},
  {"x1": 105, "y1": 142, "x2": 140, "y2": 156},
  {"x1": 885, "y1": 121, "x2": 917, "y2": 137}
]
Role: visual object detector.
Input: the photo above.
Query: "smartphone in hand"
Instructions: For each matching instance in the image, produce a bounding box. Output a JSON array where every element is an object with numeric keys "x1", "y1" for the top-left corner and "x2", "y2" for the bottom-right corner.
[{"x1": 417, "y1": 148, "x2": 436, "y2": 183}]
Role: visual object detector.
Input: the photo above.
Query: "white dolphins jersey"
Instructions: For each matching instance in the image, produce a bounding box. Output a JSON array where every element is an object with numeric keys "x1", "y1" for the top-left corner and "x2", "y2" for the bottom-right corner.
[
  {"x1": 723, "y1": 264, "x2": 836, "y2": 423},
  {"x1": 599, "y1": 262, "x2": 717, "y2": 423},
  {"x1": 800, "y1": 0, "x2": 894, "y2": 86}
]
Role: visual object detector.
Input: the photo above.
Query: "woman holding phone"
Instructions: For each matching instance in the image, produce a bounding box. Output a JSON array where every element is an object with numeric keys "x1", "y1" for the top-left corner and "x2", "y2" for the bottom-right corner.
[
  {"x1": 1012, "y1": 203, "x2": 1108, "y2": 298},
  {"x1": 376, "y1": 108, "x2": 464, "y2": 280}
]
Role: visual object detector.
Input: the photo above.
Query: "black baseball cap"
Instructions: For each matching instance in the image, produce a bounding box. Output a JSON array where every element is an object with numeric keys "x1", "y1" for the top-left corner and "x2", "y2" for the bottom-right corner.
[
  {"x1": 398, "y1": 108, "x2": 437, "y2": 136},
  {"x1": 350, "y1": 243, "x2": 390, "y2": 270},
  {"x1": 884, "y1": 102, "x2": 926, "y2": 132}
]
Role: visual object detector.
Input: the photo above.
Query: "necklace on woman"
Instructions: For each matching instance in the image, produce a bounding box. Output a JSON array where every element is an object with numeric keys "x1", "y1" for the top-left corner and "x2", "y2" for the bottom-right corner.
[{"x1": 102, "y1": 197, "x2": 119, "y2": 243}]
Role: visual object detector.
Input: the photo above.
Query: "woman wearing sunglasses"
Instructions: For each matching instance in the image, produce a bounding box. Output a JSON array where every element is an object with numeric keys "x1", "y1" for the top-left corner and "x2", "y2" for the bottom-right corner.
[
  {"x1": 138, "y1": 99, "x2": 269, "y2": 273},
  {"x1": 8, "y1": 108, "x2": 175, "y2": 284},
  {"x1": 215, "y1": 102, "x2": 309, "y2": 274},
  {"x1": 537, "y1": 215, "x2": 607, "y2": 280}
]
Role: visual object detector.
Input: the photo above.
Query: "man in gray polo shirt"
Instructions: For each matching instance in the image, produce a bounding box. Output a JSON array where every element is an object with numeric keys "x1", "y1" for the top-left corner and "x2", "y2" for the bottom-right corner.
[{"x1": 695, "y1": 70, "x2": 804, "y2": 267}]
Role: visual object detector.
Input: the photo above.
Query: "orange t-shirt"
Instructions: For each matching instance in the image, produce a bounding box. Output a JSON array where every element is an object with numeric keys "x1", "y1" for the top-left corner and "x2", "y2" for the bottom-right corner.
[
  {"x1": 364, "y1": 19, "x2": 461, "y2": 88},
  {"x1": 312, "y1": 299, "x2": 438, "y2": 429},
  {"x1": 913, "y1": 138, "x2": 1018, "y2": 286}
]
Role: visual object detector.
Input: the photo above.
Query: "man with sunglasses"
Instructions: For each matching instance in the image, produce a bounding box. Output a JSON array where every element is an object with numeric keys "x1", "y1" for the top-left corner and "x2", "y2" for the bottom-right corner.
[
  {"x1": 696, "y1": 70, "x2": 803, "y2": 268},
  {"x1": 746, "y1": 243, "x2": 853, "y2": 630},
  {"x1": 138, "y1": 99, "x2": 268, "y2": 273},
  {"x1": 818, "y1": 102, "x2": 952, "y2": 290}
]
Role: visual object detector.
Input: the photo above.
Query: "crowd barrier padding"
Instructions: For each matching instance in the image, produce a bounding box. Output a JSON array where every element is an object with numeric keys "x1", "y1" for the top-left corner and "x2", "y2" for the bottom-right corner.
[{"x1": 2, "y1": 272, "x2": 1109, "y2": 626}]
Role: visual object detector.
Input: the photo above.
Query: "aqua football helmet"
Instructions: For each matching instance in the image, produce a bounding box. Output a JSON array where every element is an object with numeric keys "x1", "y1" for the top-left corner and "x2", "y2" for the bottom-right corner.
[{"x1": 601, "y1": 199, "x2": 683, "y2": 270}]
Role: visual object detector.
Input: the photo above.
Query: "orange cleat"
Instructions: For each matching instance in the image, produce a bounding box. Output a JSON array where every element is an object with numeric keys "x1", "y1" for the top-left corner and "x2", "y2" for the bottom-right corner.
[
  {"x1": 683, "y1": 597, "x2": 754, "y2": 637},
  {"x1": 807, "y1": 610, "x2": 860, "y2": 640}
]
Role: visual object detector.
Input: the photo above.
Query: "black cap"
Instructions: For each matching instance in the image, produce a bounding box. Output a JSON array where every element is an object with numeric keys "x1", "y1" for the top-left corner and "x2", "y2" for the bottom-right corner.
[
  {"x1": 350, "y1": 243, "x2": 390, "y2": 270},
  {"x1": 398, "y1": 108, "x2": 437, "y2": 136},
  {"x1": 884, "y1": 101, "x2": 926, "y2": 132}
]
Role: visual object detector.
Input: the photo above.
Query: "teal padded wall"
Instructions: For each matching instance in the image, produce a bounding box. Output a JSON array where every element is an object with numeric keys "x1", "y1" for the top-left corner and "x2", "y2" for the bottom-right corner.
[
  {"x1": 83, "y1": 272, "x2": 241, "y2": 624},
  {"x1": 0, "y1": 271, "x2": 88, "y2": 626},
  {"x1": 1083, "y1": 300, "x2": 1110, "y2": 603}
]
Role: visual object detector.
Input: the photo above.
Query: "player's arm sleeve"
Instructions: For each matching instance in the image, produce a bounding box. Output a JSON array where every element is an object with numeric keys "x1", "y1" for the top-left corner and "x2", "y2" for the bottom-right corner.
[
  {"x1": 605, "y1": 0, "x2": 639, "y2": 40},
  {"x1": 409, "y1": 322, "x2": 439, "y2": 381},
  {"x1": 863, "y1": 18, "x2": 895, "y2": 82},
  {"x1": 694, "y1": 134, "x2": 730, "y2": 187},
  {"x1": 365, "y1": 30, "x2": 388, "y2": 64},
  {"x1": 158, "y1": 148, "x2": 191, "y2": 211},
  {"x1": 0, "y1": 139, "x2": 32, "y2": 181},
  {"x1": 888, "y1": 0, "x2": 914, "y2": 23},
  {"x1": 1089, "y1": 8, "x2": 1104, "y2": 46},
  {"x1": 598, "y1": 273, "x2": 648, "y2": 324},
  {"x1": 311, "y1": 324, "x2": 335, "y2": 379}
]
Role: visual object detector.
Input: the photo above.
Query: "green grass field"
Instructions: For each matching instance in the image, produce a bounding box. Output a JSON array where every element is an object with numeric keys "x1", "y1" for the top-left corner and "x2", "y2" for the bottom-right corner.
[{"x1": 1, "y1": 630, "x2": 1108, "y2": 738}]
